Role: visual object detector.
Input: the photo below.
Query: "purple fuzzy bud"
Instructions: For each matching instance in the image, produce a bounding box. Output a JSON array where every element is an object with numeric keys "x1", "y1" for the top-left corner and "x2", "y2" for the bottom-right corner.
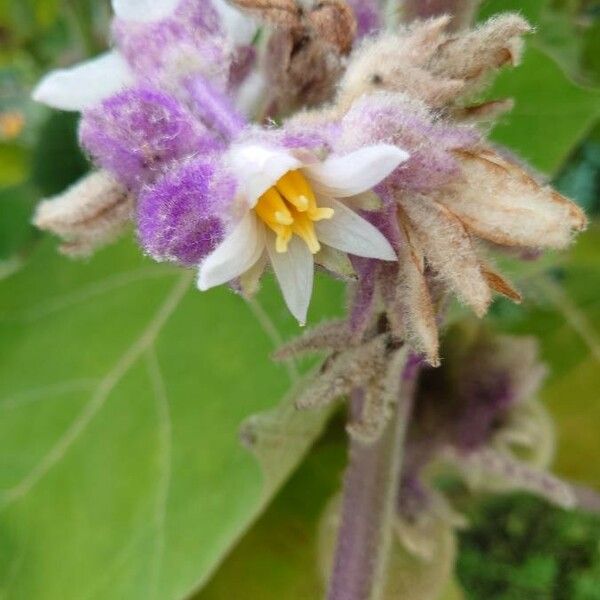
[
  {"x1": 80, "y1": 87, "x2": 221, "y2": 190},
  {"x1": 340, "y1": 94, "x2": 480, "y2": 192},
  {"x1": 137, "y1": 157, "x2": 236, "y2": 266},
  {"x1": 112, "y1": 0, "x2": 231, "y2": 86}
]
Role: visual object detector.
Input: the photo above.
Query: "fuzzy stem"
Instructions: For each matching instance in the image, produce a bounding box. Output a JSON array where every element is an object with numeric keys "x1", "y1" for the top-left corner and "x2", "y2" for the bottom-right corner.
[
  {"x1": 327, "y1": 357, "x2": 418, "y2": 600},
  {"x1": 400, "y1": 0, "x2": 481, "y2": 30}
]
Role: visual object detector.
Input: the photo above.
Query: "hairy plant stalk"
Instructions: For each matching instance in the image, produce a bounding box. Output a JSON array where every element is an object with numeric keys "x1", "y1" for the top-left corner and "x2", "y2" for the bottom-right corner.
[
  {"x1": 400, "y1": 0, "x2": 481, "y2": 30},
  {"x1": 327, "y1": 356, "x2": 419, "y2": 600}
]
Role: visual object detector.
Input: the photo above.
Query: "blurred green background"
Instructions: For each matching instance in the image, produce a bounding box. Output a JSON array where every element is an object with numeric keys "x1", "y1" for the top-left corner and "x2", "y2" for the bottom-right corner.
[{"x1": 0, "y1": 0, "x2": 599, "y2": 598}]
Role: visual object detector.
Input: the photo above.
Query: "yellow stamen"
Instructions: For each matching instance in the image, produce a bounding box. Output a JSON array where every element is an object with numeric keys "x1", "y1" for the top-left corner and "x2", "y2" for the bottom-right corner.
[
  {"x1": 255, "y1": 187, "x2": 293, "y2": 226},
  {"x1": 254, "y1": 169, "x2": 334, "y2": 255},
  {"x1": 292, "y1": 210, "x2": 321, "y2": 254},
  {"x1": 273, "y1": 226, "x2": 293, "y2": 253},
  {"x1": 308, "y1": 207, "x2": 334, "y2": 221},
  {"x1": 276, "y1": 170, "x2": 314, "y2": 212},
  {"x1": 289, "y1": 170, "x2": 317, "y2": 208}
]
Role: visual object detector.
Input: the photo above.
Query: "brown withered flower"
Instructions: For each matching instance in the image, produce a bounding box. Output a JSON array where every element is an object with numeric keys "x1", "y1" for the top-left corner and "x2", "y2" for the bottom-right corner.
[
  {"x1": 337, "y1": 14, "x2": 532, "y2": 119},
  {"x1": 232, "y1": 0, "x2": 357, "y2": 113}
]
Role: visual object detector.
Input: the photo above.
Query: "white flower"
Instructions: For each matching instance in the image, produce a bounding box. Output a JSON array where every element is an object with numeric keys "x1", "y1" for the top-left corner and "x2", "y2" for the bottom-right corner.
[
  {"x1": 32, "y1": 0, "x2": 256, "y2": 112},
  {"x1": 198, "y1": 143, "x2": 409, "y2": 324}
]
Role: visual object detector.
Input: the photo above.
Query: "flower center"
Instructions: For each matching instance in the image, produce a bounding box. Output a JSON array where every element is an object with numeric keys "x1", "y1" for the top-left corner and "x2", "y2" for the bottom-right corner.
[{"x1": 255, "y1": 170, "x2": 334, "y2": 254}]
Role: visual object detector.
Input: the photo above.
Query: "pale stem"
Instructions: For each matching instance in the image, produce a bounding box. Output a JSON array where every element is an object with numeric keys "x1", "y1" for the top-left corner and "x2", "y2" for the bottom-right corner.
[
  {"x1": 327, "y1": 357, "x2": 419, "y2": 600},
  {"x1": 400, "y1": 0, "x2": 481, "y2": 30}
]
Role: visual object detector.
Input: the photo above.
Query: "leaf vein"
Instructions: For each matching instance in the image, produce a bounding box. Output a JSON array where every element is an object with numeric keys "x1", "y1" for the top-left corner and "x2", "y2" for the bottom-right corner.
[
  {"x1": 145, "y1": 347, "x2": 173, "y2": 599},
  {"x1": 0, "y1": 273, "x2": 192, "y2": 510}
]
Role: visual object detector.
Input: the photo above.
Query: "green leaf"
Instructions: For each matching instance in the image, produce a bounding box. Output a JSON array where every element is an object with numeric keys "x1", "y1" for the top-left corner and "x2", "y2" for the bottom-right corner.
[
  {"x1": 479, "y1": 0, "x2": 600, "y2": 87},
  {"x1": 0, "y1": 145, "x2": 28, "y2": 188},
  {"x1": 198, "y1": 423, "x2": 347, "y2": 599},
  {"x1": 240, "y1": 369, "x2": 338, "y2": 497},
  {"x1": 31, "y1": 111, "x2": 89, "y2": 197},
  {"x1": 457, "y1": 494, "x2": 600, "y2": 599},
  {"x1": 478, "y1": 0, "x2": 545, "y2": 24},
  {"x1": 486, "y1": 47, "x2": 600, "y2": 174},
  {"x1": 0, "y1": 184, "x2": 37, "y2": 261},
  {"x1": 554, "y1": 137, "x2": 600, "y2": 214},
  {"x1": 0, "y1": 237, "x2": 343, "y2": 599}
]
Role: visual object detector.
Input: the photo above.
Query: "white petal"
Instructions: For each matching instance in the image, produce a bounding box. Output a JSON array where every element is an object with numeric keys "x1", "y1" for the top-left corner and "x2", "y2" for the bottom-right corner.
[
  {"x1": 112, "y1": 0, "x2": 180, "y2": 22},
  {"x1": 315, "y1": 199, "x2": 396, "y2": 260},
  {"x1": 213, "y1": 0, "x2": 258, "y2": 45},
  {"x1": 32, "y1": 52, "x2": 133, "y2": 111},
  {"x1": 304, "y1": 144, "x2": 409, "y2": 198},
  {"x1": 198, "y1": 212, "x2": 265, "y2": 290},
  {"x1": 266, "y1": 235, "x2": 314, "y2": 325},
  {"x1": 228, "y1": 144, "x2": 301, "y2": 207}
]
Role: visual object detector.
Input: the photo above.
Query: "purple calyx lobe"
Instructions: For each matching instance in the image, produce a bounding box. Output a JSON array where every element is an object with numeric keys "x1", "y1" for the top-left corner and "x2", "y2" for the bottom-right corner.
[
  {"x1": 80, "y1": 87, "x2": 223, "y2": 190},
  {"x1": 137, "y1": 157, "x2": 236, "y2": 266}
]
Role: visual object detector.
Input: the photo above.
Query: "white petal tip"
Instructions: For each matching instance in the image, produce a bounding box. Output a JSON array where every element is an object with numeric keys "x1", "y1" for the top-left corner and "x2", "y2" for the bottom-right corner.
[
  {"x1": 292, "y1": 309, "x2": 308, "y2": 327},
  {"x1": 397, "y1": 149, "x2": 410, "y2": 164},
  {"x1": 31, "y1": 52, "x2": 133, "y2": 111},
  {"x1": 376, "y1": 238, "x2": 398, "y2": 261},
  {"x1": 379, "y1": 247, "x2": 398, "y2": 261},
  {"x1": 307, "y1": 144, "x2": 411, "y2": 198},
  {"x1": 32, "y1": 74, "x2": 76, "y2": 111},
  {"x1": 286, "y1": 302, "x2": 312, "y2": 327}
]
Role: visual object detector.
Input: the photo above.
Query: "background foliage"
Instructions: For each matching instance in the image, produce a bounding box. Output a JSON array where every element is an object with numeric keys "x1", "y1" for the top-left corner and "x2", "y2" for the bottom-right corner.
[{"x1": 0, "y1": 0, "x2": 599, "y2": 598}]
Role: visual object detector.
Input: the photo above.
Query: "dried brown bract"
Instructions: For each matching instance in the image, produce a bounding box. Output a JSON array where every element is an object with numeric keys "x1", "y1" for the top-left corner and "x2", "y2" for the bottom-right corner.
[
  {"x1": 33, "y1": 171, "x2": 133, "y2": 258},
  {"x1": 338, "y1": 14, "x2": 532, "y2": 117},
  {"x1": 386, "y1": 145, "x2": 586, "y2": 362},
  {"x1": 230, "y1": 0, "x2": 301, "y2": 28},
  {"x1": 240, "y1": 0, "x2": 357, "y2": 112}
]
